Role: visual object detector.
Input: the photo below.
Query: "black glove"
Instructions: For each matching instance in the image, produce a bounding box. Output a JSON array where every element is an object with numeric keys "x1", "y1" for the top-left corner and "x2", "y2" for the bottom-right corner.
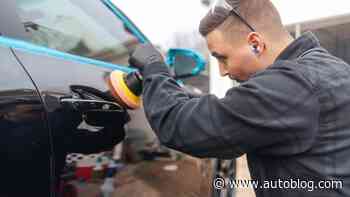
[{"x1": 129, "y1": 44, "x2": 164, "y2": 72}]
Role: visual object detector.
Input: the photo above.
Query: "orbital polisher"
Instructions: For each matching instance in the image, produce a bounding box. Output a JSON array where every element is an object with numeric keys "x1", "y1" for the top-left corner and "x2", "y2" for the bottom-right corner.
[{"x1": 108, "y1": 70, "x2": 143, "y2": 110}]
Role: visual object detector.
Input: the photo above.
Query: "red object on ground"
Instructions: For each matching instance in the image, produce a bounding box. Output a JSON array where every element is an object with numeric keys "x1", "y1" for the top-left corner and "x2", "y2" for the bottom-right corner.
[{"x1": 75, "y1": 166, "x2": 93, "y2": 181}]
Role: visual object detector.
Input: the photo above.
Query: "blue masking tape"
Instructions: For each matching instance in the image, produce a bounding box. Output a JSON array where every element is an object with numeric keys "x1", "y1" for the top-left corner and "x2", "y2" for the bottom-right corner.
[
  {"x1": 0, "y1": 36, "x2": 136, "y2": 73},
  {"x1": 0, "y1": 0, "x2": 154, "y2": 73},
  {"x1": 101, "y1": 0, "x2": 149, "y2": 44}
]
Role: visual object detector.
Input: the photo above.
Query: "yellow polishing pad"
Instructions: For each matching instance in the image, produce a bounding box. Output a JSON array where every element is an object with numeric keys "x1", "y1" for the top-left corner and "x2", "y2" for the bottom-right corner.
[{"x1": 109, "y1": 70, "x2": 141, "y2": 109}]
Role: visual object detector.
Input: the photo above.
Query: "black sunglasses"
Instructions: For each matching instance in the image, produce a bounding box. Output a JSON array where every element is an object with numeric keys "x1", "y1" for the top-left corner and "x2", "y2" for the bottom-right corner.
[{"x1": 229, "y1": 8, "x2": 256, "y2": 32}]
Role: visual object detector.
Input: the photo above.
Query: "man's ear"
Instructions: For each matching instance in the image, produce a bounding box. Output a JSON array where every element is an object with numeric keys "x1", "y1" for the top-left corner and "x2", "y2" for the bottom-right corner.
[{"x1": 247, "y1": 32, "x2": 265, "y2": 55}]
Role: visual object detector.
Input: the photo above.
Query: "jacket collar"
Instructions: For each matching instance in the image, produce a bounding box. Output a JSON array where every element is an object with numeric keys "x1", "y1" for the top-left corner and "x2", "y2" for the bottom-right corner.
[{"x1": 276, "y1": 31, "x2": 321, "y2": 61}]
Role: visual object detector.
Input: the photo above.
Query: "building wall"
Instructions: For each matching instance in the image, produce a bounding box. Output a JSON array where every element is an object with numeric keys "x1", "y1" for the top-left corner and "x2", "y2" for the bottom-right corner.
[{"x1": 289, "y1": 18, "x2": 350, "y2": 64}]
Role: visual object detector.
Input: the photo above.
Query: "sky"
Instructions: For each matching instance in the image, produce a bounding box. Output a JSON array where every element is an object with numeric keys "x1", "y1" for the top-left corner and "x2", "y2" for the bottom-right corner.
[
  {"x1": 112, "y1": 0, "x2": 350, "y2": 47},
  {"x1": 112, "y1": 0, "x2": 207, "y2": 46},
  {"x1": 272, "y1": 0, "x2": 350, "y2": 25}
]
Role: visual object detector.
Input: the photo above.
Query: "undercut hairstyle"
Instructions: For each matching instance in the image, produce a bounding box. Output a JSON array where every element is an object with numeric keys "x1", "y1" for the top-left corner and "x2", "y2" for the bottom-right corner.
[{"x1": 199, "y1": 0, "x2": 286, "y2": 40}]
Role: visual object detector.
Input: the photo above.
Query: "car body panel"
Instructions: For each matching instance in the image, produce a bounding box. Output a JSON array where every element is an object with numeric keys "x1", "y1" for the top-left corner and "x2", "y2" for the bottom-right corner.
[
  {"x1": 12, "y1": 45, "x2": 116, "y2": 190},
  {"x1": 0, "y1": 46, "x2": 51, "y2": 196},
  {"x1": 0, "y1": 0, "x2": 148, "y2": 196}
]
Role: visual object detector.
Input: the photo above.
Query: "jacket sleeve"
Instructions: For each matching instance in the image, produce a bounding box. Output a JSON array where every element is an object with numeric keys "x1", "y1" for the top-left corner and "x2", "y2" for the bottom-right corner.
[{"x1": 142, "y1": 61, "x2": 320, "y2": 159}]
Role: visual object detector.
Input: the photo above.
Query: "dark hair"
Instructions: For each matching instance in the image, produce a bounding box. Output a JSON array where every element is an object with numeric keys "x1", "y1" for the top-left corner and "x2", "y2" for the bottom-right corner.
[
  {"x1": 199, "y1": 7, "x2": 231, "y2": 37},
  {"x1": 199, "y1": 0, "x2": 285, "y2": 38}
]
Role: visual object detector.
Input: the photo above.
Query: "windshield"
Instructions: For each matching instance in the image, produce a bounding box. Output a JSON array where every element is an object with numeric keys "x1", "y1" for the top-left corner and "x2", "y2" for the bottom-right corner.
[{"x1": 15, "y1": 0, "x2": 141, "y2": 66}]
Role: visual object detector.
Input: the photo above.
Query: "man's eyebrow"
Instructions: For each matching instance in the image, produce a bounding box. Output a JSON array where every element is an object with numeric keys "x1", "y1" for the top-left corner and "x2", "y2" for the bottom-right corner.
[{"x1": 211, "y1": 52, "x2": 226, "y2": 59}]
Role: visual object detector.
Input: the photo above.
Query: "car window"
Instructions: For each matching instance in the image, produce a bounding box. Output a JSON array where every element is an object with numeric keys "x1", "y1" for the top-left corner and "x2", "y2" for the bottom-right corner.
[{"x1": 14, "y1": 0, "x2": 140, "y2": 66}]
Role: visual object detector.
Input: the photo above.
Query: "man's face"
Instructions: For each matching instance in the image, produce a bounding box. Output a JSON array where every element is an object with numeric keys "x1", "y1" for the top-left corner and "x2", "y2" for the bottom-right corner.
[{"x1": 206, "y1": 29, "x2": 263, "y2": 82}]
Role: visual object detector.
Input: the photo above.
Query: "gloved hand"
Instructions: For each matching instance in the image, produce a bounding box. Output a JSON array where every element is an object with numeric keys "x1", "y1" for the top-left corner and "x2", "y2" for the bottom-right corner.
[{"x1": 129, "y1": 44, "x2": 164, "y2": 72}]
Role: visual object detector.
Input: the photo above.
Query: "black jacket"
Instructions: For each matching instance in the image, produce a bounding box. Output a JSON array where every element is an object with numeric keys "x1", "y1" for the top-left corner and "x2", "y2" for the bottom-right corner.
[{"x1": 141, "y1": 32, "x2": 350, "y2": 196}]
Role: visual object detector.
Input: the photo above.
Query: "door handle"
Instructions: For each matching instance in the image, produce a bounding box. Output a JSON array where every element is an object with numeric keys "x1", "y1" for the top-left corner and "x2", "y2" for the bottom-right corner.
[
  {"x1": 60, "y1": 98, "x2": 123, "y2": 112},
  {"x1": 60, "y1": 98, "x2": 129, "y2": 126}
]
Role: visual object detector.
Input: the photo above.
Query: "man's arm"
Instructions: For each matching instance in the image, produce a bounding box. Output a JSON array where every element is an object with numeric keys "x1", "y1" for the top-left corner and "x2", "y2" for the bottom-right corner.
[{"x1": 141, "y1": 60, "x2": 320, "y2": 159}]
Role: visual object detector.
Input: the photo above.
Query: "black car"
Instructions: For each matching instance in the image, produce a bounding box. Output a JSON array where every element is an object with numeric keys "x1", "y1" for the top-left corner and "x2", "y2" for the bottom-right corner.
[{"x1": 0, "y1": 0, "x2": 206, "y2": 196}]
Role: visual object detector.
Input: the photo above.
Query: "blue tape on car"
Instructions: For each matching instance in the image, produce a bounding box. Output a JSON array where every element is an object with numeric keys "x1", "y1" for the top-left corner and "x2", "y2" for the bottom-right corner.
[
  {"x1": 102, "y1": 0, "x2": 149, "y2": 44},
  {"x1": 0, "y1": 36, "x2": 136, "y2": 73},
  {"x1": 0, "y1": 0, "x2": 153, "y2": 73}
]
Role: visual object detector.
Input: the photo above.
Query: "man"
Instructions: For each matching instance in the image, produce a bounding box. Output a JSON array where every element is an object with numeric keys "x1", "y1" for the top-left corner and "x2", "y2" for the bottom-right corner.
[{"x1": 129, "y1": 0, "x2": 350, "y2": 196}]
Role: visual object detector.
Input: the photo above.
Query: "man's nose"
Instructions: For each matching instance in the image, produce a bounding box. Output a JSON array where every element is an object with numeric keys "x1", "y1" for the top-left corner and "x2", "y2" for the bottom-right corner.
[{"x1": 219, "y1": 63, "x2": 229, "y2": 77}]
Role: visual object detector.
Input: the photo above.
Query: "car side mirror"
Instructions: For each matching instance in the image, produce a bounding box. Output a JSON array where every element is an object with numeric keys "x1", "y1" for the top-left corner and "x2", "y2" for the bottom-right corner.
[{"x1": 166, "y1": 48, "x2": 206, "y2": 79}]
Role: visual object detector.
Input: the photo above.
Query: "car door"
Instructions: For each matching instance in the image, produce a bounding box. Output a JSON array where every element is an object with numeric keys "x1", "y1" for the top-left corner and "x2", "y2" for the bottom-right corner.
[
  {"x1": 0, "y1": 45, "x2": 52, "y2": 196},
  {"x1": 2, "y1": 0, "x2": 152, "y2": 196}
]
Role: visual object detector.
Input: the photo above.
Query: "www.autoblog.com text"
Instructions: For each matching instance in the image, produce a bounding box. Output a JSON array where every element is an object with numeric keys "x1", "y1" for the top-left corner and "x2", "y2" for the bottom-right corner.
[{"x1": 213, "y1": 177, "x2": 343, "y2": 192}]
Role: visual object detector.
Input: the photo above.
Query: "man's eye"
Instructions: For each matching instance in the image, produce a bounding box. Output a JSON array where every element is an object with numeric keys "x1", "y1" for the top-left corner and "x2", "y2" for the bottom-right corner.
[
  {"x1": 215, "y1": 56, "x2": 224, "y2": 61},
  {"x1": 218, "y1": 57, "x2": 227, "y2": 65}
]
